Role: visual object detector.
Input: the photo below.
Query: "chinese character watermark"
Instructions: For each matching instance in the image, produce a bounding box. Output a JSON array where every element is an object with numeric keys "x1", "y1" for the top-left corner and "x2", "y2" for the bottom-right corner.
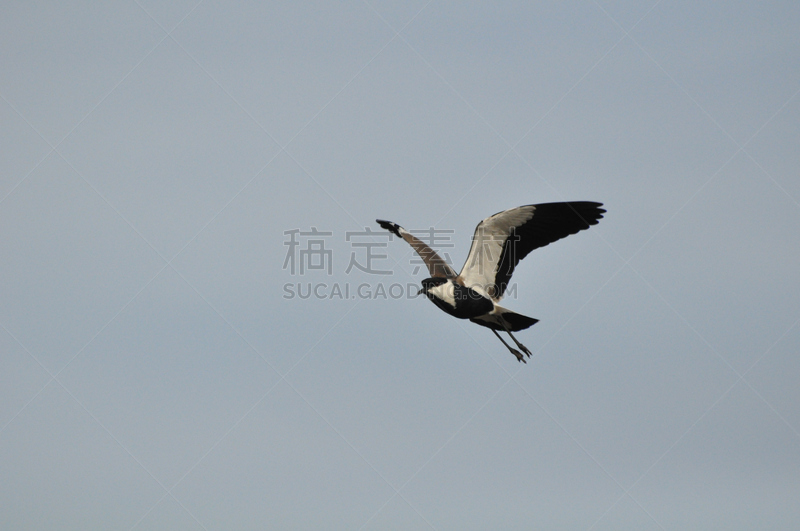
[
  {"x1": 344, "y1": 228, "x2": 392, "y2": 275},
  {"x1": 408, "y1": 227, "x2": 455, "y2": 274},
  {"x1": 283, "y1": 227, "x2": 333, "y2": 275},
  {"x1": 281, "y1": 226, "x2": 519, "y2": 301}
]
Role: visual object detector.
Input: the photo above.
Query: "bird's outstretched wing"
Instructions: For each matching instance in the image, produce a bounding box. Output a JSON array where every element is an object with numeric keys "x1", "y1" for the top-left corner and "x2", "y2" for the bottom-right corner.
[
  {"x1": 457, "y1": 202, "x2": 605, "y2": 300},
  {"x1": 376, "y1": 219, "x2": 457, "y2": 279}
]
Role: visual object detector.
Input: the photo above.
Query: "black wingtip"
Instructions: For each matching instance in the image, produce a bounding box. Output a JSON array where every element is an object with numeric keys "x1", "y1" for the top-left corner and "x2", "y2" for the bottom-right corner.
[
  {"x1": 588, "y1": 202, "x2": 606, "y2": 223},
  {"x1": 564, "y1": 201, "x2": 606, "y2": 226},
  {"x1": 376, "y1": 219, "x2": 402, "y2": 238},
  {"x1": 593, "y1": 202, "x2": 607, "y2": 217}
]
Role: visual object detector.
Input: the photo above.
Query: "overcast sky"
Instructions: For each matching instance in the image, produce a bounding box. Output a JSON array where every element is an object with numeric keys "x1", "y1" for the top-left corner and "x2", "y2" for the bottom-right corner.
[{"x1": 2, "y1": 1, "x2": 799, "y2": 529}]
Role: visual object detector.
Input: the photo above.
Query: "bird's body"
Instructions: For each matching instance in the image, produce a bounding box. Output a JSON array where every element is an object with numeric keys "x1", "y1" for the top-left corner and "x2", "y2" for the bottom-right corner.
[
  {"x1": 377, "y1": 201, "x2": 605, "y2": 362},
  {"x1": 420, "y1": 277, "x2": 494, "y2": 320}
]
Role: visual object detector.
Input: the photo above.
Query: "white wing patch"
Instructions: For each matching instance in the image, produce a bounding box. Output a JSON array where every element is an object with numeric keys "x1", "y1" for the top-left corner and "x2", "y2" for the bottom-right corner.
[{"x1": 457, "y1": 205, "x2": 536, "y2": 299}]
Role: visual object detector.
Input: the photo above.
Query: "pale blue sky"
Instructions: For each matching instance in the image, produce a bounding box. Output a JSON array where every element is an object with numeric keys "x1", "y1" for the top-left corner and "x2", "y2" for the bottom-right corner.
[{"x1": 2, "y1": 1, "x2": 799, "y2": 529}]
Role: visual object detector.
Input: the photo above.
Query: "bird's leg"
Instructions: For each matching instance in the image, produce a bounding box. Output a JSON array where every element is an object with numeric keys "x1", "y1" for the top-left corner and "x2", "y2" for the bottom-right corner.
[
  {"x1": 492, "y1": 329, "x2": 526, "y2": 363},
  {"x1": 500, "y1": 322, "x2": 532, "y2": 358},
  {"x1": 508, "y1": 331, "x2": 532, "y2": 358}
]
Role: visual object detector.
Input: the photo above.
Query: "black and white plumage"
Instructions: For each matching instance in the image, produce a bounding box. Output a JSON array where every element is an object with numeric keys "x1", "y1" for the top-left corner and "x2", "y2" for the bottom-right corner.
[{"x1": 377, "y1": 201, "x2": 605, "y2": 362}]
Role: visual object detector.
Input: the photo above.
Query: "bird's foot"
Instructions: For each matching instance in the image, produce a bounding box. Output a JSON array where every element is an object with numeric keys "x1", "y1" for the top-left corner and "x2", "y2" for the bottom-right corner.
[
  {"x1": 511, "y1": 349, "x2": 527, "y2": 363},
  {"x1": 519, "y1": 344, "x2": 532, "y2": 358}
]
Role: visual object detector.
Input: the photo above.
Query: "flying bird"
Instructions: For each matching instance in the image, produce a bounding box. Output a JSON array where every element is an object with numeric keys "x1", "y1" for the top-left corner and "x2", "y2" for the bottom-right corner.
[{"x1": 377, "y1": 202, "x2": 605, "y2": 362}]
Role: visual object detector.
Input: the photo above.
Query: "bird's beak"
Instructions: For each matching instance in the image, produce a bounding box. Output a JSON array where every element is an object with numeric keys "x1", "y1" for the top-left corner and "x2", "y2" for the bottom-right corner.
[{"x1": 417, "y1": 287, "x2": 425, "y2": 296}]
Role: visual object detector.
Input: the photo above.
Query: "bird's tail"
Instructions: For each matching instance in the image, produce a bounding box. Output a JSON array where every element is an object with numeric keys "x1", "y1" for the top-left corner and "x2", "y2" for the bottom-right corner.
[
  {"x1": 470, "y1": 307, "x2": 539, "y2": 332},
  {"x1": 498, "y1": 310, "x2": 539, "y2": 332}
]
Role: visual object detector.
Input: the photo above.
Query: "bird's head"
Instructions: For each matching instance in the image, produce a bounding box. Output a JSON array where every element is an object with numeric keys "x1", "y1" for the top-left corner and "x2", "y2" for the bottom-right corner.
[{"x1": 418, "y1": 277, "x2": 448, "y2": 296}]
